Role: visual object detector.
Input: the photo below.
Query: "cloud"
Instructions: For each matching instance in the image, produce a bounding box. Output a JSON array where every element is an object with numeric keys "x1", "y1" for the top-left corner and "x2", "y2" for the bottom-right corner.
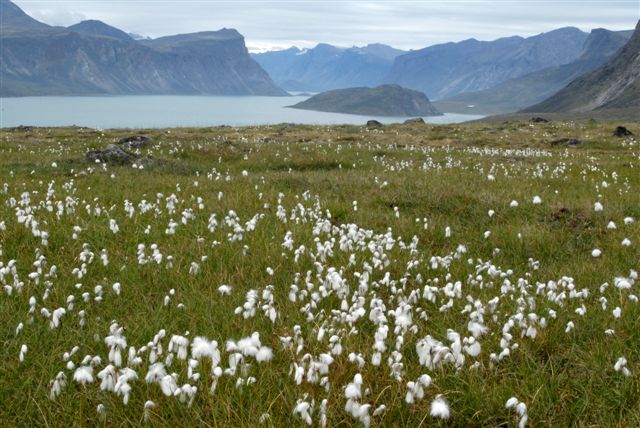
[{"x1": 13, "y1": 0, "x2": 640, "y2": 51}]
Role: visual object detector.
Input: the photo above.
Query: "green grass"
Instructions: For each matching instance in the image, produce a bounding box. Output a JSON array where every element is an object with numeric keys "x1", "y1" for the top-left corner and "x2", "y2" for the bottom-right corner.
[{"x1": 0, "y1": 120, "x2": 639, "y2": 427}]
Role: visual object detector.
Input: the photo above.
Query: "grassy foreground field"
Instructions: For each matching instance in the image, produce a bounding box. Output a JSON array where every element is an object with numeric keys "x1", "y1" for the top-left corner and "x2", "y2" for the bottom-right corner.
[{"x1": 0, "y1": 120, "x2": 639, "y2": 427}]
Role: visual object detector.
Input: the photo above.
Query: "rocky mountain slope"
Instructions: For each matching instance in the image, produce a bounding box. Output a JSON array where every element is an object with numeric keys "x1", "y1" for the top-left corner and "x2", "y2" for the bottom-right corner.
[
  {"x1": 0, "y1": 0, "x2": 286, "y2": 96},
  {"x1": 525, "y1": 20, "x2": 640, "y2": 113},
  {"x1": 385, "y1": 27, "x2": 589, "y2": 100},
  {"x1": 289, "y1": 84, "x2": 442, "y2": 116},
  {"x1": 435, "y1": 28, "x2": 633, "y2": 114}
]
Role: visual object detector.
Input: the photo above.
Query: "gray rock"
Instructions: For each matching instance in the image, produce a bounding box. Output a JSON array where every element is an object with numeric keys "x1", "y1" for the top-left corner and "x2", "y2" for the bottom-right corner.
[
  {"x1": 366, "y1": 120, "x2": 383, "y2": 127},
  {"x1": 613, "y1": 126, "x2": 633, "y2": 137},
  {"x1": 530, "y1": 117, "x2": 549, "y2": 123},
  {"x1": 86, "y1": 144, "x2": 138, "y2": 164},
  {"x1": 118, "y1": 135, "x2": 151, "y2": 149},
  {"x1": 549, "y1": 138, "x2": 583, "y2": 146},
  {"x1": 404, "y1": 117, "x2": 425, "y2": 124}
]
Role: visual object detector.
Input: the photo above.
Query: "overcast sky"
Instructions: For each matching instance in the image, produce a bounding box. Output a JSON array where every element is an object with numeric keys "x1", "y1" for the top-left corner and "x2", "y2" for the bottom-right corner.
[{"x1": 13, "y1": 0, "x2": 640, "y2": 52}]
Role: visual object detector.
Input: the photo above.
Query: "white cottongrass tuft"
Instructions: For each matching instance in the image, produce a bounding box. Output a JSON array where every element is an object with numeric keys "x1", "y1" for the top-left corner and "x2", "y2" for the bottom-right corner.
[
  {"x1": 506, "y1": 397, "x2": 528, "y2": 428},
  {"x1": 532, "y1": 196, "x2": 542, "y2": 205},
  {"x1": 19, "y1": 344, "x2": 27, "y2": 362},
  {"x1": 218, "y1": 284, "x2": 232, "y2": 295},
  {"x1": 255, "y1": 346, "x2": 274, "y2": 363},
  {"x1": 591, "y1": 249, "x2": 601, "y2": 258},
  {"x1": 614, "y1": 357, "x2": 631, "y2": 377},
  {"x1": 73, "y1": 365, "x2": 94, "y2": 385},
  {"x1": 430, "y1": 395, "x2": 450, "y2": 419},
  {"x1": 144, "y1": 400, "x2": 156, "y2": 422}
]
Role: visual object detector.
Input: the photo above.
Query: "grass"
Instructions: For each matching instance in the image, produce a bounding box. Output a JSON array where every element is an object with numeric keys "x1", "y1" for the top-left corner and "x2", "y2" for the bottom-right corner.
[{"x1": 0, "y1": 120, "x2": 639, "y2": 427}]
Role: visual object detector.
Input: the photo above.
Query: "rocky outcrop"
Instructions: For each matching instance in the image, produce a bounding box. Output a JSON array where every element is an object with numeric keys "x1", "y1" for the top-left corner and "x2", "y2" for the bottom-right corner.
[{"x1": 86, "y1": 144, "x2": 139, "y2": 164}]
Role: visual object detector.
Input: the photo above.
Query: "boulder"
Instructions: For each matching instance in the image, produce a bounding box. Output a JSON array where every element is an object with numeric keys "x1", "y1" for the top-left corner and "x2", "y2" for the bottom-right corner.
[
  {"x1": 613, "y1": 126, "x2": 633, "y2": 137},
  {"x1": 86, "y1": 144, "x2": 138, "y2": 164},
  {"x1": 118, "y1": 135, "x2": 151, "y2": 149},
  {"x1": 404, "y1": 117, "x2": 425, "y2": 124},
  {"x1": 530, "y1": 117, "x2": 549, "y2": 123},
  {"x1": 549, "y1": 138, "x2": 583, "y2": 146},
  {"x1": 366, "y1": 120, "x2": 383, "y2": 127}
]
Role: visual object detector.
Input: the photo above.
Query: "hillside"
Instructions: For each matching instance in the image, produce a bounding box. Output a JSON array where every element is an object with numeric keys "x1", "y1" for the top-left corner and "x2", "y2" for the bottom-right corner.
[
  {"x1": 385, "y1": 27, "x2": 588, "y2": 100},
  {"x1": 252, "y1": 43, "x2": 405, "y2": 92},
  {"x1": 289, "y1": 84, "x2": 442, "y2": 116},
  {"x1": 435, "y1": 29, "x2": 633, "y2": 114},
  {"x1": 0, "y1": 0, "x2": 286, "y2": 96},
  {"x1": 525, "y1": 20, "x2": 640, "y2": 113}
]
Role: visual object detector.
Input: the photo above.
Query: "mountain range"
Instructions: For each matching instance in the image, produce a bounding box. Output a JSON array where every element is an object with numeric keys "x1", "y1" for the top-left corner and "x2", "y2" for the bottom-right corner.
[
  {"x1": 0, "y1": 0, "x2": 285, "y2": 96},
  {"x1": 525, "y1": 20, "x2": 640, "y2": 114},
  {"x1": 385, "y1": 27, "x2": 590, "y2": 100},
  {"x1": 2, "y1": 0, "x2": 638, "y2": 118},
  {"x1": 434, "y1": 28, "x2": 633, "y2": 114},
  {"x1": 252, "y1": 44, "x2": 405, "y2": 92}
]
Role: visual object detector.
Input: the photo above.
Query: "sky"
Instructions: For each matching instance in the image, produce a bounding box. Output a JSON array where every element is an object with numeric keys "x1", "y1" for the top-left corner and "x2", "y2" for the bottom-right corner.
[{"x1": 13, "y1": 0, "x2": 640, "y2": 52}]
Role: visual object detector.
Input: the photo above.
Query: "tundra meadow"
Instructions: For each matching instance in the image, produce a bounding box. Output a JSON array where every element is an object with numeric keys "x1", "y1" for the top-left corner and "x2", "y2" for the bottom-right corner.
[{"x1": 0, "y1": 121, "x2": 639, "y2": 427}]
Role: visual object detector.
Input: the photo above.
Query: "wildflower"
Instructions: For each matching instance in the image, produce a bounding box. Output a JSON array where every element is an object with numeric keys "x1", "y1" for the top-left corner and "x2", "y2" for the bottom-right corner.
[
  {"x1": 594, "y1": 202, "x2": 603, "y2": 212},
  {"x1": 105, "y1": 323, "x2": 127, "y2": 366},
  {"x1": 218, "y1": 285, "x2": 232, "y2": 295},
  {"x1": 506, "y1": 397, "x2": 528, "y2": 427},
  {"x1": 532, "y1": 196, "x2": 542, "y2": 205},
  {"x1": 144, "y1": 401, "x2": 155, "y2": 422},
  {"x1": 256, "y1": 346, "x2": 273, "y2": 363},
  {"x1": 591, "y1": 249, "x2": 601, "y2": 258},
  {"x1": 614, "y1": 357, "x2": 631, "y2": 376},
  {"x1": 73, "y1": 366, "x2": 94, "y2": 384},
  {"x1": 430, "y1": 395, "x2": 450, "y2": 419},
  {"x1": 293, "y1": 399, "x2": 313, "y2": 425},
  {"x1": 19, "y1": 344, "x2": 27, "y2": 362},
  {"x1": 191, "y1": 337, "x2": 221, "y2": 368},
  {"x1": 169, "y1": 335, "x2": 190, "y2": 360},
  {"x1": 97, "y1": 365, "x2": 117, "y2": 392}
]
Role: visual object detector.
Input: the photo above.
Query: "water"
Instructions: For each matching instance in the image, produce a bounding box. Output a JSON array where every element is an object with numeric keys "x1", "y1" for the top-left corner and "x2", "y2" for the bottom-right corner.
[{"x1": 0, "y1": 95, "x2": 483, "y2": 129}]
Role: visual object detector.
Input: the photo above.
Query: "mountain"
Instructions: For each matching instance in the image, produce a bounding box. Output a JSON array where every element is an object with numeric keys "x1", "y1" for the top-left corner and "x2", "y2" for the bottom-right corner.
[
  {"x1": 0, "y1": 0, "x2": 286, "y2": 96},
  {"x1": 0, "y1": 0, "x2": 49, "y2": 31},
  {"x1": 252, "y1": 43, "x2": 406, "y2": 92},
  {"x1": 289, "y1": 84, "x2": 442, "y2": 117},
  {"x1": 435, "y1": 28, "x2": 633, "y2": 114},
  {"x1": 68, "y1": 20, "x2": 133, "y2": 41},
  {"x1": 385, "y1": 27, "x2": 589, "y2": 100},
  {"x1": 524, "y1": 20, "x2": 640, "y2": 113}
]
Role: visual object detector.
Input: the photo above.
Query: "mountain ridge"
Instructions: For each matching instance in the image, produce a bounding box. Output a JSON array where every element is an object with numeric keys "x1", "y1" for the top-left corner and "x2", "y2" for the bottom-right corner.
[
  {"x1": 524, "y1": 20, "x2": 640, "y2": 113},
  {"x1": 0, "y1": 0, "x2": 286, "y2": 97},
  {"x1": 252, "y1": 43, "x2": 406, "y2": 92},
  {"x1": 385, "y1": 27, "x2": 589, "y2": 99},
  {"x1": 433, "y1": 28, "x2": 633, "y2": 114}
]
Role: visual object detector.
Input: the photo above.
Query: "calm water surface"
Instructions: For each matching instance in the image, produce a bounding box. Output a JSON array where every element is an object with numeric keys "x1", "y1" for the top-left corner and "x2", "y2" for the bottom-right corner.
[{"x1": 0, "y1": 96, "x2": 483, "y2": 128}]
